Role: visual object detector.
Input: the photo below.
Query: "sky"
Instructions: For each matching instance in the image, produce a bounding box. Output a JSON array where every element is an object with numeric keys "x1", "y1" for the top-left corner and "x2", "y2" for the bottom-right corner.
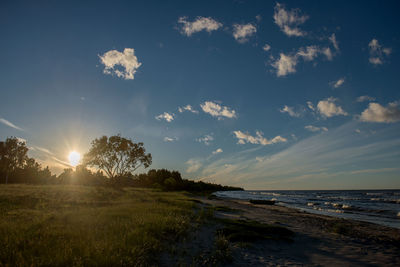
[{"x1": 1, "y1": 0, "x2": 400, "y2": 190}]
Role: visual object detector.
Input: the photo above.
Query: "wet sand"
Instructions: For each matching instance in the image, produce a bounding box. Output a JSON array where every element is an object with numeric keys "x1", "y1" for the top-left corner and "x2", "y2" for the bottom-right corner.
[{"x1": 199, "y1": 197, "x2": 400, "y2": 266}]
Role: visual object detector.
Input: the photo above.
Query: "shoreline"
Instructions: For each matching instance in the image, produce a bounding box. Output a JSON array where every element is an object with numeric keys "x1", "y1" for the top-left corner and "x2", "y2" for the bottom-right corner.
[{"x1": 196, "y1": 196, "x2": 400, "y2": 266}]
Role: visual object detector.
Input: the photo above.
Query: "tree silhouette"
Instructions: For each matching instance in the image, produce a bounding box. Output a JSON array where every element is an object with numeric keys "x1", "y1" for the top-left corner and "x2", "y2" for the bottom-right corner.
[
  {"x1": 0, "y1": 137, "x2": 29, "y2": 184},
  {"x1": 83, "y1": 135, "x2": 152, "y2": 179}
]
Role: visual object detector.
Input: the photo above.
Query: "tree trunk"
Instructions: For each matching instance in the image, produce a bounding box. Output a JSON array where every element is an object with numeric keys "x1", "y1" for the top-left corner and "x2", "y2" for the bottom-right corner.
[{"x1": 5, "y1": 172, "x2": 9, "y2": 184}]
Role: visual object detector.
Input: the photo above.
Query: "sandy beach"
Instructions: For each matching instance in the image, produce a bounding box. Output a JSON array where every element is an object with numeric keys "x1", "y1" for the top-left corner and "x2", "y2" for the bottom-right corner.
[{"x1": 196, "y1": 197, "x2": 400, "y2": 266}]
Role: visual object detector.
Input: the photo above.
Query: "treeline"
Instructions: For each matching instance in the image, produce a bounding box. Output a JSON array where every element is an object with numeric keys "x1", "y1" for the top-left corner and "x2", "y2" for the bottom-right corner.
[{"x1": 1, "y1": 137, "x2": 242, "y2": 193}]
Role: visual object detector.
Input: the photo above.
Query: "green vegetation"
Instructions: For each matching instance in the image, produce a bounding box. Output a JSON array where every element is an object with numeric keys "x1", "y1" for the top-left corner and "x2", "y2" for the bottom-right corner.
[
  {"x1": 1, "y1": 136, "x2": 242, "y2": 193},
  {"x1": 0, "y1": 184, "x2": 195, "y2": 266}
]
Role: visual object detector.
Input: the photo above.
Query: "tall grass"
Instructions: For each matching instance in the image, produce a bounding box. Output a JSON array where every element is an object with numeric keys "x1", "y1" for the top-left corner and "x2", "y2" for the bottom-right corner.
[{"x1": 0, "y1": 184, "x2": 195, "y2": 266}]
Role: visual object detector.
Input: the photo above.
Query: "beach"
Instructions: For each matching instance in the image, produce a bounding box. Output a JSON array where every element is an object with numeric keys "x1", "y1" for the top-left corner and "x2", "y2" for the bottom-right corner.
[{"x1": 196, "y1": 196, "x2": 400, "y2": 266}]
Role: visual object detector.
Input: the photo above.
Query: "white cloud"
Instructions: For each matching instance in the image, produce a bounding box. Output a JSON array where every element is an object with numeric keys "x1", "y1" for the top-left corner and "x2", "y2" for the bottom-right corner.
[
  {"x1": 233, "y1": 130, "x2": 287, "y2": 146},
  {"x1": 305, "y1": 125, "x2": 328, "y2": 132},
  {"x1": 200, "y1": 101, "x2": 237, "y2": 119},
  {"x1": 186, "y1": 159, "x2": 202, "y2": 173},
  {"x1": 273, "y1": 3, "x2": 309, "y2": 37},
  {"x1": 331, "y1": 77, "x2": 345, "y2": 88},
  {"x1": 321, "y1": 47, "x2": 333, "y2": 61},
  {"x1": 263, "y1": 44, "x2": 271, "y2": 52},
  {"x1": 280, "y1": 105, "x2": 302, "y2": 117},
  {"x1": 307, "y1": 101, "x2": 315, "y2": 111},
  {"x1": 164, "y1": 137, "x2": 178, "y2": 142},
  {"x1": 232, "y1": 23, "x2": 257, "y2": 43},
  {"x1": 357, "y1": 95, "x2": 376, "y2": 102},
  {"x1": 212, "y1": 148, "x2": 223, "y2": 155},
  {"x1": 329, "y1": 33, "x2": 339, "y2": 51},
  {"x1": 178, "y1": 104, "x2": 199, "y2": 114},
  {"x1": 196, "y1": 134, "x2": 214, "y2": 145},
  {"x1": 368, "y1": 39, "x2": 391, "y2": 65},
  {"x1": 271, "y1": 45, "x2": 334, "y2": 77},
  {"x1": 178, "y1": 16, "x2": 222, "y2": 36},
  {"x1": 99, "y1": 48, "x2": 142, "y2": 80},
  {"x1": 155, "y1": 112, "x2": 175, "y2": 122},
  {"x1": 297, "y1": 46, "x2": 319, "y2": 61},
  {"x1": 271, "y1": 53, "x2": 298, "y2": 77},
  {"x1": 317, "y1": 97, "x2": 348, "y2": 117},
  {"x1": 0, "y1": 118, "x2": 23, "y2": 131},
  {"x1": 360, "y1": 101, "x2": 400, "y2": 123}
]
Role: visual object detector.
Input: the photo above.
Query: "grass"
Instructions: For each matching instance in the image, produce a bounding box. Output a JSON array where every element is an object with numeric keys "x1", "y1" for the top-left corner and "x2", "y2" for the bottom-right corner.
[{"x1": 0, "y1": 184, "x2": 196, "y2": 266}]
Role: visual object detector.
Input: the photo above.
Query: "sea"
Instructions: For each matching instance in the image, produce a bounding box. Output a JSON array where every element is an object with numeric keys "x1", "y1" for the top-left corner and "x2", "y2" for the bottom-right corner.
[{"x1": 214, "y1": 190, "x2": 400, "y2": 229}]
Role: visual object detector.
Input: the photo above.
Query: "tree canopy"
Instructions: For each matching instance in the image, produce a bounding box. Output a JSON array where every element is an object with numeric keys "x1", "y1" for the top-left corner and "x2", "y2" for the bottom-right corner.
[
  {"x1": 0, "y1": 137, "x2": 29, "y2": 183},
  {"x1": 83, "y1": 135, "x2": 152, "y2": 178}
]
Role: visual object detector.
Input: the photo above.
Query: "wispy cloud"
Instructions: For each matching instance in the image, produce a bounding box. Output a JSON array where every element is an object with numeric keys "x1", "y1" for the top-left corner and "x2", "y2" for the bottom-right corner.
[
  {"x1": 317, "y1": 97, "x2": 348, "y2": 118},
  {"x1": 199, "y1": 121, "x2": 400, "y2": 189},
  {"x1": 232, "y1": 23, "x2": 257, "y2": 43},
  {"x1": 357, "y1": 95, "x2": 376, "y2": 102},
  {"x1": 280, "y1": 105, "x2": 302, "y2": 117},
  {"x1": 273, "y1": 3, "x2": 309, "y2": 37},
  {"x1": 331, "y1": 77, "x2": 345, "y2": 88},
  {"x1": 99, "y1": 48, "x2": 141, "y2": 80},
  {"x1": 155, "y1": 112, "x2": 175, "y2": 122},
  {"x1": 360, "y1": 101, "x2": 400, "y2": 123},
  {"x1": 271, "y1": 45, "x2": 334, "y2": 77},
  {"x1": 305, "y1": 125, "x2": 328, "y2": 132},
  {"x1": 186, "y1": 158, "x2": 203, "y2": 173},
  {"x1": 0, "y1": 118, "x2": 23, "y2": 131},
  {"x1": 200, "y1": 101, "x2": 237, "y2": 119},
  {"x1": 163, "y1": 136, "x2": 178, "y2": 142},
  {"x1": 233, "y1": 130, "x2": 287, "y2": 146},
  {"x1": 33, "y1": 146, "x2": 55, "y2": 155},
  {"x1": 212, "y1": 148, "x2": 223, "y2": 155},
  {"x1": 262, "y1": 44, "x2": 271, "y2": 52},
  {"x1": 329, "y1": 33, "x2": 339, "y2": 51},
  {"x1": 368, "y1": 39, "x2": 391, "y2": 65},
  {"x1": 196, "y1": 134, "x2": 214, "y2": 145},
  {"x1": 178, "y1": 104, "x2": 199, "y2": 114},
  {"x1": 178, "y1": 16, "x2": 222, "y2": 36}
]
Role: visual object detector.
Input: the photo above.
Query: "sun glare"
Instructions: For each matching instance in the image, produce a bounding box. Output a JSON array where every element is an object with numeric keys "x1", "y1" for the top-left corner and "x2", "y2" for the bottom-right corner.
[{"x1": 68, "y1": 151, "x2": 81, "y2": 167}]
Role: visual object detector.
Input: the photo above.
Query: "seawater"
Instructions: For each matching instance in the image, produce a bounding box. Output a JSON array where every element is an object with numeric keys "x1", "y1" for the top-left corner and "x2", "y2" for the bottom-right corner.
[{"x1": 214, "y1": 190, "x2": 400, "y2": 229}]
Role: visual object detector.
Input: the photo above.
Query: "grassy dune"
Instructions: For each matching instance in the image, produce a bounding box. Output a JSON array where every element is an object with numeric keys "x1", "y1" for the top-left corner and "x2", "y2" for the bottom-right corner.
[{"x1": 0, "y1": 184, "x2": 196, "y2": 266}]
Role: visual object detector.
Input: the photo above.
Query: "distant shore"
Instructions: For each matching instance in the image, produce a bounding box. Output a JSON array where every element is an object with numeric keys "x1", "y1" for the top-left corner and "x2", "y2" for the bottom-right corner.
[{"x1": 198, "y1": 196, "x2": 400, "y2": 266}]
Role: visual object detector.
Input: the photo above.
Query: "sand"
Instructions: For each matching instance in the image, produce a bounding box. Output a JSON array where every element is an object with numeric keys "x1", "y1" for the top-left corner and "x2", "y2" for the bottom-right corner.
[{"x1": 197, "y1": 197, "x2": 400, "y2": 266}]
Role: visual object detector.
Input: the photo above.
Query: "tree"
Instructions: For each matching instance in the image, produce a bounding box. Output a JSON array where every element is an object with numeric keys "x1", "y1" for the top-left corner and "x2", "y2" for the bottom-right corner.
[
  {"x1": 0, "y1": 137, "x2": 29, "y2": 184},
  {"x1": 83, "y1": 135, "x2": 152, "y2": 179}
]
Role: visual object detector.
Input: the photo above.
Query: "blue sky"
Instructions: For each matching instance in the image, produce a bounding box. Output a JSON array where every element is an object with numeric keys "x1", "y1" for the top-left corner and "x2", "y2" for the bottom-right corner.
[{"x1": 1, "y1": 0, "x2": 400, "y2": 189}]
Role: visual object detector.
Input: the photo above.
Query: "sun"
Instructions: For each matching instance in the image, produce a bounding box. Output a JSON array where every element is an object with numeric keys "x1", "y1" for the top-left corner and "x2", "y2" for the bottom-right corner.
[{"x1": 68, "y1": 151, "x2": 81, "y2": 167}]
